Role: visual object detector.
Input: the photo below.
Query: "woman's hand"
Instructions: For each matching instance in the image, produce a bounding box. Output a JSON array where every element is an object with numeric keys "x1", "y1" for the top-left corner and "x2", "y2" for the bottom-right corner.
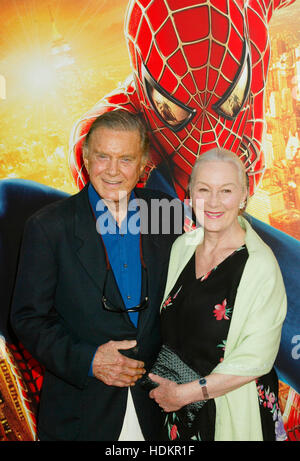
[
  {"x1": 149, "y1": 372, "x2": 260, "y2": 413},
  {"x1": 148, "y1": 374, "x2": 188, "y2": 412}
]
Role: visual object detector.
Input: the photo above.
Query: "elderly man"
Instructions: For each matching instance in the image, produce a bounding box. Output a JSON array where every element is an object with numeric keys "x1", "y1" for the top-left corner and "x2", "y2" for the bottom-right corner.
[{"x1": 11, "y1": 110, "x2": 182, "y2": 441}]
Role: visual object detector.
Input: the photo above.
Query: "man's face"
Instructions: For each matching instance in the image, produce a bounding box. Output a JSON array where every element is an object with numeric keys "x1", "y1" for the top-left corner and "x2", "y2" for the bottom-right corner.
[{"x1": 83, "y1": 126, "x2": 146, "y2": 206}]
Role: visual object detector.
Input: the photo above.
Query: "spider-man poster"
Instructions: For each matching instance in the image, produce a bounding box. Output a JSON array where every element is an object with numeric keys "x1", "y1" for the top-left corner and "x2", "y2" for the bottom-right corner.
[{"x1": 0, "y1": 0, "x2": 299, "y2": 441}]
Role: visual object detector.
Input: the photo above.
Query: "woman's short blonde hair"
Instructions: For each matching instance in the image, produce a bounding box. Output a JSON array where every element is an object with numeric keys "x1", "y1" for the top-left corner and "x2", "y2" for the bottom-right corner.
[{"x1": 188, "y1": 147, "x2": 249, "y2": 210}]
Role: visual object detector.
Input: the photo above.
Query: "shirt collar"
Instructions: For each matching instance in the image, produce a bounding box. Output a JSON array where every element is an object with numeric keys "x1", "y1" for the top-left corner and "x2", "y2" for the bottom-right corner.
[{"x1": 88, "y1": 183, "x2": 139, "y2": 233}]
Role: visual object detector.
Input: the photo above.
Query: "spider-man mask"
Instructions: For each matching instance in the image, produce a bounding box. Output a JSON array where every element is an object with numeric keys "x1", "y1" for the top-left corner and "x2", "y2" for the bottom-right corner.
[{"x1": 125, "y1": 0, "x2": 268, "y2": 199}]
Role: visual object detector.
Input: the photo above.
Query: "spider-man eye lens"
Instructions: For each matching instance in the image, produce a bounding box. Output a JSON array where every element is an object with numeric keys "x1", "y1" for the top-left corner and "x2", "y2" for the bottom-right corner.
[
  {"x1": 150, "y1": 87, "x2": 190, "y2": 126},
  {"x1": 142, "y1": 65, "x2": 196, "y2": 132},
  {"x1": 213, "y1": 42, "x2": 251, "y2": 120}
]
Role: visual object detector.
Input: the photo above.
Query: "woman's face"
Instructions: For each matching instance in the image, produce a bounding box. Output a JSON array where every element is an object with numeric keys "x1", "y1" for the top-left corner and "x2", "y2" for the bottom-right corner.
[{"x1": 191, "y1": 160, "x2": 246, "y2": 235}]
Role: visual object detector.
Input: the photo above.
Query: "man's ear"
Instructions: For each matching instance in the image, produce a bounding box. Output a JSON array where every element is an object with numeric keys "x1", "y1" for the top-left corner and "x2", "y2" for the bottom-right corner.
[
  {"x1": 139, "y1": 157, "x2": 148, "y2": 176},
  {"x1": 139, "y1": 164, "x2": 146, "y2": 176},
  {"x1": 83, "y1": 152, "x2": 89, "y2": 173}
]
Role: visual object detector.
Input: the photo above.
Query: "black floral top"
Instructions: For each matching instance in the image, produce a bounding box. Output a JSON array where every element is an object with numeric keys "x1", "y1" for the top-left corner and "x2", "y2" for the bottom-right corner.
[{"x1": 160, "y1": 245, "x2": 286, "y2": 441}]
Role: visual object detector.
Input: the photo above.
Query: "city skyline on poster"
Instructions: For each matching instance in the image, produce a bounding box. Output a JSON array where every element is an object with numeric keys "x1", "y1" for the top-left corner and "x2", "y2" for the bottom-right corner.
[{"x1": 246, "y1": 1, "x2": 300, "y2": 240}]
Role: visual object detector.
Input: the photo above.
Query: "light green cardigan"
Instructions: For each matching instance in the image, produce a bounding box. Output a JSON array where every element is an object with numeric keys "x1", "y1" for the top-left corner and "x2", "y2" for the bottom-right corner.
[{"x1": 161, "y1": 217, "x2": 287, "y2": 441}]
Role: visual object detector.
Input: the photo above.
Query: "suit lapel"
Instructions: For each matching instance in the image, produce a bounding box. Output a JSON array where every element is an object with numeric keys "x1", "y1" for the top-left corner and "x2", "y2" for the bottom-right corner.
[
  {"x1": 133, "y1": 189, "x2": 160, "y2": 334},
  {"x1": 73, "y1": 186, "x2": 107, "y2": 292},
  {"x1": 137, "y1": 235, "x2": 156, "y2": 335},
  {"x1": 73, "y1": 185, "x2": 135, "y2": 330}
]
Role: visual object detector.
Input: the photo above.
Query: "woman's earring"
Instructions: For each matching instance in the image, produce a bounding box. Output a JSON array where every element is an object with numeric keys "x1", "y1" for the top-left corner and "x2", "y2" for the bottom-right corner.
[{"x1": 239, "y1": 200, "x2": 246, "y2": 210}]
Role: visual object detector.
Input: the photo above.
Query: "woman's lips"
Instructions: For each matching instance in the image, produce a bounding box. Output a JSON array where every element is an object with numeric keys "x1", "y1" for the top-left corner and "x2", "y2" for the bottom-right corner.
[{"x1": 204, "y1": 211, "x2": 224, "y2": 219}]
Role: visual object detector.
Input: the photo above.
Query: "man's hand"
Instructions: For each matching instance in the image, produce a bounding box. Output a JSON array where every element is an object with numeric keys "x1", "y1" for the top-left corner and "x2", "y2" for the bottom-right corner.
[{"x1": 92, "y1": 340, "x2": 146, "y2": 387}]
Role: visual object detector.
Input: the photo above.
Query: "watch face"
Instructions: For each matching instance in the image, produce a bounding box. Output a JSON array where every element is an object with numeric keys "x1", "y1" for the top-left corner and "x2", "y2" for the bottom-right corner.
[{"x1": 199, "y1": 378, "x2": 207, "y2": 386}]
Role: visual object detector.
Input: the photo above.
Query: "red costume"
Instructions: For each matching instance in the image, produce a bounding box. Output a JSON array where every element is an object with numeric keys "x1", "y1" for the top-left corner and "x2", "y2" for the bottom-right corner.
[{"x1": 70, "y1": 0, "x2": 295, "y2": 201}]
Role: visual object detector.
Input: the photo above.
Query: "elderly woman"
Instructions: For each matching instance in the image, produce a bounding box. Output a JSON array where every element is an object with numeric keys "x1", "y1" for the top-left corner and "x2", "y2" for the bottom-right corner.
[{"x1": 148, "y1": 148, "x2": 287, "y2": 441}]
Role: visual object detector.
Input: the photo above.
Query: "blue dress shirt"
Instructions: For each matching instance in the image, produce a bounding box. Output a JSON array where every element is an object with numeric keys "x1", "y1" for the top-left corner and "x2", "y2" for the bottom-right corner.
[{"x1": 87, "y1": 183, "x2": 142, "y2": 375}]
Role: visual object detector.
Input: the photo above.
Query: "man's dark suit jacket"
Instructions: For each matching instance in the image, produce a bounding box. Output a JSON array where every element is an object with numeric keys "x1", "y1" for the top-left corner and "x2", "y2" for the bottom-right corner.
[{"x1": 11, "y1": 184, "x2": 182, "y2": 441}]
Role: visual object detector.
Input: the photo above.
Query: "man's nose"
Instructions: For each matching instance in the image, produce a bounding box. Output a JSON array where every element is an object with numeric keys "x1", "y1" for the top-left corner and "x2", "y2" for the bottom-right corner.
[{"x1": 107, "y1": 158, "x2": 119, "y2": 175}]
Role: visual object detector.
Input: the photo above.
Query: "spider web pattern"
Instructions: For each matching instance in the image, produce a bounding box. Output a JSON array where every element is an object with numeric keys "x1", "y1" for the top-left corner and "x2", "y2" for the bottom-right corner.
[
  {"x1": 8, "y1": 342, "x2": 44, "y2": 408},
  {"x1": 69, "y1": 0, "x2": 295, "y2": 200},
  {"x1": 126, "y1": 0, "x2": 271, "y2": 199}
]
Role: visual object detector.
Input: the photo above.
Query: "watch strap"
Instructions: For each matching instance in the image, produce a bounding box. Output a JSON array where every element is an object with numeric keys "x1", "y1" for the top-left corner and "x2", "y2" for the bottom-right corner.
[{"x1": 199, "y1": 378, "x2": 209, "y2": 399}]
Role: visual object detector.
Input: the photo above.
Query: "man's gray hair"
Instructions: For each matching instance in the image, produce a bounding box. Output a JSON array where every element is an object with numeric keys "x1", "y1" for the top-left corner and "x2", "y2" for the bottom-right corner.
[{"x1": 83, "y1": 109, "x2": 150, "y2": 163}]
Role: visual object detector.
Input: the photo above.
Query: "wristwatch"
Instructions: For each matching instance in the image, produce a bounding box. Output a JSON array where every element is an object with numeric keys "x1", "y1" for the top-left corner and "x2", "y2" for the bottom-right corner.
[{"x1": 199, "y1": 378, "x2": 209, "y2": 400}]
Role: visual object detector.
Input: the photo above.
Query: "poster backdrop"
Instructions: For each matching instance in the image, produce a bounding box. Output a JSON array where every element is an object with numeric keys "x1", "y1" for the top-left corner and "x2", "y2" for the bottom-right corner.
[{"x1": 0, "y1": 0, "x2": 299, "y2": 441}]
